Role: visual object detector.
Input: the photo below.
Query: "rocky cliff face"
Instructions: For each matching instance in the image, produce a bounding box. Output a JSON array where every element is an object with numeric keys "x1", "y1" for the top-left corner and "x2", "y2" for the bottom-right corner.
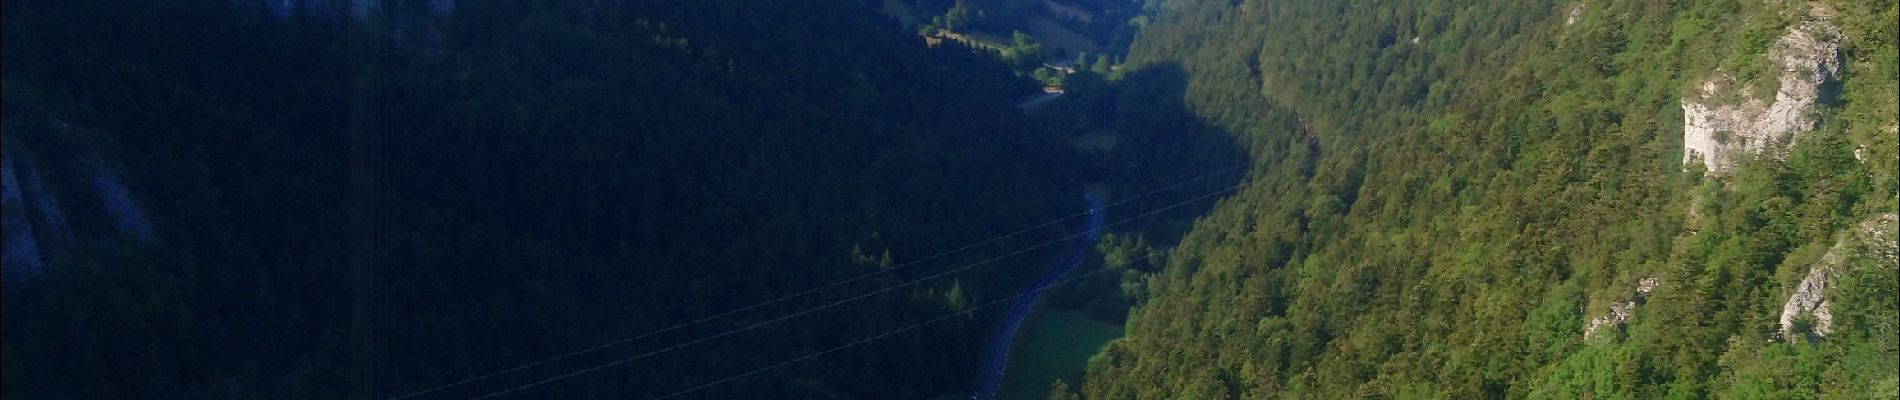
[
  {"x1": 1682, "y1": 12, "x2": 1840, "y2": 173},
  {"x1": 1779, "y1": 213, "x2": 1898, "y2": 340},
  {"x1": 1583, "y1": 277, "x2": 1659, "y2": 340}
]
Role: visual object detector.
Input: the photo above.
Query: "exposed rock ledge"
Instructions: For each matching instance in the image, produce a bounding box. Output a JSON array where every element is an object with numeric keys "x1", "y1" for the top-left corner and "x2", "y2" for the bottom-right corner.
[
  {"x1": 1682, "y1": 14, "x2": 1840, "y2": 173},
  {"x1": 1780, "y1": 251, "x2": 1838, "y2": 339},
  {"x1": 1584, "y1": 277, "x2": 1659, "y2": 339},
  {"x1": 1779, "y1": 213, "x2": 1899, "y2": 340}
]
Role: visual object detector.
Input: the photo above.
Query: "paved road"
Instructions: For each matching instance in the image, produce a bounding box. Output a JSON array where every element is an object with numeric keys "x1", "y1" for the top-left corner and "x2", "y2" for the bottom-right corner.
[{"x1": 972, "y1": 192, "x2": 1105, "y2": 400}]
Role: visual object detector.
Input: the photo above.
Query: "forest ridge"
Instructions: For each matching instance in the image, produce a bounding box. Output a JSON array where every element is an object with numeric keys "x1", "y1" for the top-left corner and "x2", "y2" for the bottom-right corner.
[{"x1": 2, "y1": 0, "x2": 1897, "y2": 399}]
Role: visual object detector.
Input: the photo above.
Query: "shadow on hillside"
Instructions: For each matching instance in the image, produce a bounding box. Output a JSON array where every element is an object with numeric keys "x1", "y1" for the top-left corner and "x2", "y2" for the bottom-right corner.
[
  {"x1": 962, "y1": 62, "x2": 1251, "y2": 400},
  {"x1": 1026, "y1": 63, "x2": 1253, "y2": 322}
]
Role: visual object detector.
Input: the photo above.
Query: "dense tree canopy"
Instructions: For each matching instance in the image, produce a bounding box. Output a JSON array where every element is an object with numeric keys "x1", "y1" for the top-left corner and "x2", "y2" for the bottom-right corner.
[
  {"x1": 0, "y1": 0, "x2": 1195, "y2": 398},
  {"x1": 3, "y1": 0, "x2": 1892, "y2": 399},
  {"x1": 1069, "y1": 0, "x2": 1897, "y2": 398}
]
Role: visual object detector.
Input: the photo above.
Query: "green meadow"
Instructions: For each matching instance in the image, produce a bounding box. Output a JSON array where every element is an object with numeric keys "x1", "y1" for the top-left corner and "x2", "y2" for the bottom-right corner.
[{"x1": 997, "y1": 308, "x2": 1124, "y2": 400}]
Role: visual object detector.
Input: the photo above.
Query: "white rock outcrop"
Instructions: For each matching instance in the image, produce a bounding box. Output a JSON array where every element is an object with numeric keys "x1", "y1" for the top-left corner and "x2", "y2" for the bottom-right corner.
[
  {"x1": 1584, "y1": 277, "x2": 1659, "y2": 339},
  {"x1": 1682, "y1": 16, "x2": 1840, "y2": 173},
  {"x1": 1779, "y1": 251, "x2": 1838, "y2": 338},
  {"x1": 1779, "y1": 213, "x2": 1899, "y2": 340}
]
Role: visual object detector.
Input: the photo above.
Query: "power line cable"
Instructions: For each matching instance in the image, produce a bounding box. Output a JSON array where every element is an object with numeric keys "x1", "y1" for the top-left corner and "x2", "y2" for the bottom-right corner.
[
  {"x1": 649, "y1": 261, "x2": 1125, "y2": 400},
  {"x1": 386, "y1": 161, "x2": 1249, "y2": 400},
  {"x1": 464, "y1": 180, "x2": 1245, "y2": 399}
]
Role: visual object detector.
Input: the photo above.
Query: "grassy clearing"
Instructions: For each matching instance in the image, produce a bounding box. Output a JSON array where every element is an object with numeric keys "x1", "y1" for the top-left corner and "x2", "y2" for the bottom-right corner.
[{"x1": 997, "y1": 307, "x2": 1124, "y2": 400}]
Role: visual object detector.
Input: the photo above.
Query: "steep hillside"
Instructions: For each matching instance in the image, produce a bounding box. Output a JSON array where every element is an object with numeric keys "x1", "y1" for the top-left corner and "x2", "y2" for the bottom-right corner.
[
  {"x1": 1, "y1": 0, "x2": 1120, "y2": 398},
  {"x1": 1070, "y1": 0, "x2": 1896, "y2": 398}
]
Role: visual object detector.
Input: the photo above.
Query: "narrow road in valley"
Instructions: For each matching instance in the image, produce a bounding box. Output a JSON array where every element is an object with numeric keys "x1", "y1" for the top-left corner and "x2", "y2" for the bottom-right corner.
[{"x1": 972, "y1": 192, "x2": 1105, "y2": 400}]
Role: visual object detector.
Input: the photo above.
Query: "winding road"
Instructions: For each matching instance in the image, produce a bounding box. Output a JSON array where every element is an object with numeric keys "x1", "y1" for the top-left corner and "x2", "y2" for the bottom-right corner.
[{"x1": 972, "y1": 192, "x2": 1105, "y2": 400}]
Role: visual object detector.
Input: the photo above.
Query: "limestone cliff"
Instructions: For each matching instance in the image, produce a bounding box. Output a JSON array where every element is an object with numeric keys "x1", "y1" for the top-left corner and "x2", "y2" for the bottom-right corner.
[
  {"x1": 1682, "y1": 10, "x2": 1840, "y2": 173},
  {"x1": 1778, "y1": 213, "x2": 1898, "y2": 340},
  {"x1": 1583, "y1": 277, "x2": 1660, "y2": 340}
]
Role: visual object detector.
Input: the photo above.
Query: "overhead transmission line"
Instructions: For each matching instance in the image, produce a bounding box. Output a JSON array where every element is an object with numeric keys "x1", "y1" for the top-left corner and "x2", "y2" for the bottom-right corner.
[
  {"x1": 386, "y1": 162, "x2": 1251, "y2": 400},
  {"x1": 650, "y1": 261, "x2": 1126, "y2": 400},
  {"x1": 463, "y1": 178, "x2": 1249, "y2": 399}
]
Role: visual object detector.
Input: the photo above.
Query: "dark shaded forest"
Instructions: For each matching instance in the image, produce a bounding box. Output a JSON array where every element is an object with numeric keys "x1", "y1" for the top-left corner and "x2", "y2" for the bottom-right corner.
[
  {"x1": 6, "y1": 0, "x2": 1893, "y2": 398},
  {"x1": 0, "y1": 0, "x2": 1237, "y2": 398}
]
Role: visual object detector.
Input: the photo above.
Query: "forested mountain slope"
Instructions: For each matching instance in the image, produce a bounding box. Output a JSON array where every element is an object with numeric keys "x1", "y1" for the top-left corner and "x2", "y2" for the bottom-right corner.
[
  {"x1": 0, "y1": 0, "x2": 1145, "y2": 398},
  {"x1": 1070, "y1": 0, "x2": 1897, "y2": 398}
]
